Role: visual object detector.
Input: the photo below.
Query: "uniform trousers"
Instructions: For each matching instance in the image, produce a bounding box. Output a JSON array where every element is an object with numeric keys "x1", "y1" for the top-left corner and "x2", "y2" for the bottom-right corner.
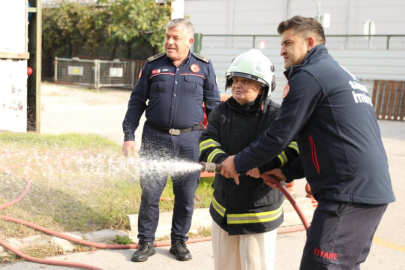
[
  {"x1": 137, "y1": 122, "x2": 202, "y2": 244},
  {"x1": 211, "y1": 221, "x2": 277, "y2": 270},
  {"x1": 300, "y1": 201, "x2": 388, "y2": 270}
]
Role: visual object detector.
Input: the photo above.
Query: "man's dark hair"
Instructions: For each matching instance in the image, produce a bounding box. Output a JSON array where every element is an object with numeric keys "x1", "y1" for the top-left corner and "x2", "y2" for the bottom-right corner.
[{"x1": 277, "y1": 15, "x2": 326, "y2": 44}]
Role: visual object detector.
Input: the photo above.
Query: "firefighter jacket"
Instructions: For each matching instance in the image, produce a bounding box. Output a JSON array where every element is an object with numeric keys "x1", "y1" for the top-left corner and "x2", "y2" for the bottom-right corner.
[
  {"x1": 199, "y1": 97, "x2": 299, "y2": 235},
  {"x1": 234, "y1": 45, "x2": 395, "y2": 205}
]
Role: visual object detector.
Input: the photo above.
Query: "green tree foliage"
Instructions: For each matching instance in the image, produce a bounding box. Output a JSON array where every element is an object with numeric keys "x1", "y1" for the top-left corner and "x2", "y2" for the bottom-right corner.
[
  {"x1": 42, "y1": 0, "x2": 172, "y2": 79},
  {"x1": 76, "y1": 4, "x2": 111, "y2": 56},
  {"x1": 42, "y1": 1, "x2": 110, "y2": 58},
  {"x1": 43, "y1": 0, "x2": 171, "y2": 58},
  {"x1": 104, "y1": 0, "x2": 172, "y2": 53}
]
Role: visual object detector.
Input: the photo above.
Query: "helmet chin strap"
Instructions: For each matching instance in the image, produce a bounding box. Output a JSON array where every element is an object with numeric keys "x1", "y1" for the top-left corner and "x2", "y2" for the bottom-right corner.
[{"x1": 259, "y1": 86, "x2": 271, "y2": 114}]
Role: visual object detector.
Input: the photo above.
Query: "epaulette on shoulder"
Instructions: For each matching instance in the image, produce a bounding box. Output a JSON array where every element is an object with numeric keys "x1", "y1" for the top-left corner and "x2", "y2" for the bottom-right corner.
[
  {"x1": 148, "y1": 52, "x2": 166, "y2": 62},
  {"x1": 192, "y1": 53, "x2": 209, "y2": 63}
]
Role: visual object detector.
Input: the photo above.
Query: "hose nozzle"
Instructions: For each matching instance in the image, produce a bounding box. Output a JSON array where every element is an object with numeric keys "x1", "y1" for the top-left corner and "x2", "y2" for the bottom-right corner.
[{"x1": 200, "y1": 162, "x2": 222, "y2": 172}]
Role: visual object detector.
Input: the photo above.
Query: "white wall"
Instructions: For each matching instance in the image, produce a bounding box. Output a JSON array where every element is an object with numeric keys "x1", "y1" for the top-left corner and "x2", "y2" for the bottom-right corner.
[
  {"x1": 0, "y1": 0, "x2": 28, "y2": 132},
  {"x1": 185, "y1": 0, "x2": 405, "y2": 35},
  {"x1": 0, "y1": 60, "x2": 28, "y2": 132},
  {"x1": 201, "y1": 48, "x2": 405, "y2": 104},
  {"x1": 171, "y1": 0, "x2": 185, "y2": 19},
  {"x1": 0, "y1": 1, "x2": 27, "y2": 53}
]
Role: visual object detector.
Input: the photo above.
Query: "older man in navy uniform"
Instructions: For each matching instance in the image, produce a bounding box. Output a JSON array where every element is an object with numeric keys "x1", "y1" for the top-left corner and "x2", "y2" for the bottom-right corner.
[{"x1": 122, "y1": 18, "x2": 221, "y2": 262}]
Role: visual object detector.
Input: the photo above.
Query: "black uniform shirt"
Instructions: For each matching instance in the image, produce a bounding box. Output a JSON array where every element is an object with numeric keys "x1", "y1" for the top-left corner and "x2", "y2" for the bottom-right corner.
[{"x1": 123, "y1": 52, "x2": 221, "y2": 141}]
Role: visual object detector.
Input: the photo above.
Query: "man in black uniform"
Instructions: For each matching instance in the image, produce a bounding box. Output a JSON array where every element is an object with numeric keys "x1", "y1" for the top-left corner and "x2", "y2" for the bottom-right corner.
[
  {"x1": 221, "y1": 16, "x2": 395, "y2": 269},
  {"x1": 122, "y1": 18, "x2": 221, "y2": 262}
]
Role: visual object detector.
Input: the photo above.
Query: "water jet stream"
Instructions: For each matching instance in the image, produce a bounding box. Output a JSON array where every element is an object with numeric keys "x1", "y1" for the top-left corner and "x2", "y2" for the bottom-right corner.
[{"x1": 0, "y1": 159, "x2": 308, "y2": 270}]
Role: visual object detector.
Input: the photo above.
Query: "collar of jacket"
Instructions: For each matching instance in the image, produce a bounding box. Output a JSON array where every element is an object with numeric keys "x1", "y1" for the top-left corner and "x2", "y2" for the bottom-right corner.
[
  {"x1": 283, "y1": 44, "x2": 328, "y2": 81},
  {"x1": 166, "y1": 50, "x2": 191, "y2": 64},
  {"x1": 226, "y1": 96, "x2": 261, "y2": 115}
]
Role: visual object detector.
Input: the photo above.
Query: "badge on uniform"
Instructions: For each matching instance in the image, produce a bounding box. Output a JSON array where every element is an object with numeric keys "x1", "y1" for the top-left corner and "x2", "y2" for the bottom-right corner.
[
  {"x1": 152, "y1": 69, "x2": 160, "y2": 75},
  {"x1": 283, "y1": 84, "x2": 290, "y2": 98},
  {"x1": 190, "y1": 64, "x2": 200, "y2": 73},
  {"x1": 138, "y1": 69, "x2": 142, "y2": 79}
]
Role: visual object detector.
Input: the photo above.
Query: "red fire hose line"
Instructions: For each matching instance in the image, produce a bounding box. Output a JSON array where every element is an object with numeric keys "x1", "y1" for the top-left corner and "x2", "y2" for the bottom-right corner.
[
  {"x1": 260, "y1": 174, "x2": 310, "y2": 230},
  {"x1": 0, "y1": 169, "x2": 309, "y2": 269},
  {"x1": 0, "y1": 239, "x2": 103, "y2": 270},
  {"x1": 0, "y1": 175, "x2": 31, "y2": 211}
]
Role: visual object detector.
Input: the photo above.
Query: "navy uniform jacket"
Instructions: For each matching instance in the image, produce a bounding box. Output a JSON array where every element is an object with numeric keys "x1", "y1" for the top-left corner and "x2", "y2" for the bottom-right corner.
[
  {"x1": 234, "y1": 45, "x2": 395, "y2": 205},
  {"x1": 123, "y1": 52, "x2": 221, "y2": 141}
]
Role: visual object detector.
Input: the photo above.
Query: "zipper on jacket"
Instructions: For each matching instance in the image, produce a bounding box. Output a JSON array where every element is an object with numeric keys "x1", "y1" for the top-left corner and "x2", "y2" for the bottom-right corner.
[{"x1": 308, "y1": 135, "x2": 321, "y2": 174}]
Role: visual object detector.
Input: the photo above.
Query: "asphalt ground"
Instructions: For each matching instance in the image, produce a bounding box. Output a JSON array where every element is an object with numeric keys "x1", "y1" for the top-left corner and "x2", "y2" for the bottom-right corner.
[{"x1": 1, "y1": 83, "x2": 404, "y2": 269}]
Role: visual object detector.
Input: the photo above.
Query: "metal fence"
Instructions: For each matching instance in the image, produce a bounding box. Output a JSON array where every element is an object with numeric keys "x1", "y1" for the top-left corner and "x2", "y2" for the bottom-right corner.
[
  {"x1": 193, "y1": 34, "x2": 405, "y2": 53},
  {"x1": 372, "y1": 80, "x2": 405, "y2": 121},
  {"x1": 54, "y1": 58, "x2": 145, "y2": 90}
]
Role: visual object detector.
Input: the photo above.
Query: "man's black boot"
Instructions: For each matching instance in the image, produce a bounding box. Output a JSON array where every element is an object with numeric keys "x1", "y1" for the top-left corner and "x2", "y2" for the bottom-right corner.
[
  {"x1": 131, "y1": 242, "x2": 156, "y2": 262},
  {"x1": 169, "y1": 240, "x2": 192, "y2": 261}
]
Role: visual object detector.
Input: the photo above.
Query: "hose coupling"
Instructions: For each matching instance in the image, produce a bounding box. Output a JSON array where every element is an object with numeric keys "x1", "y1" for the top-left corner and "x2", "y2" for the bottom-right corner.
[{"x1": 200, "y1": 162, "x2": 222, "y2": 172}]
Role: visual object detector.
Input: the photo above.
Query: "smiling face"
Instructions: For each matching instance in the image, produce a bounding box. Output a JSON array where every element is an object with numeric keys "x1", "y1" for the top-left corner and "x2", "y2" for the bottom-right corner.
[
  {"x1": 165, "y1": 25, "x2": 194, "y2": 65},
  {"x1": 231, "y1": 76, "x2": 262, "y2": 105},
  {"x1": 280, "y1": 29, "x2": 311, "y2": 70}
]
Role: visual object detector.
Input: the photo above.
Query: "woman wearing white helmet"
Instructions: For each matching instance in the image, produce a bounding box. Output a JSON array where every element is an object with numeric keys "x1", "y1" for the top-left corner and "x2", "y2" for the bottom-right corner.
[{"x1": 199, "y1": 49, "x2": 299, "y2": 270}]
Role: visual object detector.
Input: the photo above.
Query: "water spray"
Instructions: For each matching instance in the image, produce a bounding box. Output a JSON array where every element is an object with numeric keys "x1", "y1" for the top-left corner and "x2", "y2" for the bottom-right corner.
[{"x1": 0, "y1": 159, "x2": 309, "y2": 270}]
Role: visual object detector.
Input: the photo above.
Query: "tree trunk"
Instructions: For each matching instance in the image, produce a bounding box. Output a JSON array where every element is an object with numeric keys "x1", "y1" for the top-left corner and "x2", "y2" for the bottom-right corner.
[
  {"x1": 127, "y1": 41, "x2": 132, "y2": 59},
  {"x1": 71, "y1": 44, "x2": 79, "y2": 58},
  {"x1": 110, "y1": 39, "x2": 119, "y2": 60},
  {"x1": 153, "y1": 46, "x2": 159, "y2": 55}
]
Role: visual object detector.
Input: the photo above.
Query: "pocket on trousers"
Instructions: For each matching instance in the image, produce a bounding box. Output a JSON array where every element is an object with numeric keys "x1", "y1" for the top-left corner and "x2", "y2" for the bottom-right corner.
[{"x1": 317, "y1": 201, "x2": 347, "y2": 217}]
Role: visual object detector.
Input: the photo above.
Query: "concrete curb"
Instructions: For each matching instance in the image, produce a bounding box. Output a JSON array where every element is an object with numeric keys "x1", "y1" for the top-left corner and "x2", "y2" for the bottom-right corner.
[
  {"x1": 127, "y1": 197, "x2": 315, "y2": 240},
  {"x1": 0, "y1": 229, "x2": 127, "y2": 255},
  {"x1": 1, "y1": 197, "x2": 314, "y2": 255}
]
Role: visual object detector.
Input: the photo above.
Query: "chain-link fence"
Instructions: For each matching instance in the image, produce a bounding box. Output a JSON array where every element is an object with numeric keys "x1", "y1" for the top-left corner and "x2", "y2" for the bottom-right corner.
[{"x1": 54, "y1": 58, "x2": 145, "y2": 90}]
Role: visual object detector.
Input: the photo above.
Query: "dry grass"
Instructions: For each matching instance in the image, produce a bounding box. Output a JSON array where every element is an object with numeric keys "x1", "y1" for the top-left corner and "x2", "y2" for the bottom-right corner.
[
  {"x1": 0, "y1": 133, "x2": 214, "y2": 239},
  {"x1": 0, "y1": 245, "x2": 98, "y2": 264}
]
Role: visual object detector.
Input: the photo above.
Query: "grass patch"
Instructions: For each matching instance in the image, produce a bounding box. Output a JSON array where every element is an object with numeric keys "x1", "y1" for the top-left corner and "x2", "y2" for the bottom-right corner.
[
  {"x1": 0, "y1": 132, "x2": 118, "y2": 150},
  {"x1": 113, "y1": 235, "x2": 132, "y2": 245},
  {"x1": 0, "y1": 132, "x2": 213, "y2": 239},
  {"x1": 188, "y1": 227, "x2": 212, "y2": 238},
  {"x1": 0, "y1": 245, "x2": 97, "y2": 264}
]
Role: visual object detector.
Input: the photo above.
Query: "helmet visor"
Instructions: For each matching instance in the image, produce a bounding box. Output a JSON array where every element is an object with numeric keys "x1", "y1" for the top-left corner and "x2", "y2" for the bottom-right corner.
[{"x1": 225, "y1": 72, "x2": 269, "y2": 89}]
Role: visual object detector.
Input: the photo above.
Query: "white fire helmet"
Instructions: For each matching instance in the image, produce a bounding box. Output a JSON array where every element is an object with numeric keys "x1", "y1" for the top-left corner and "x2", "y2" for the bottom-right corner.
[{"x1": 225, "y1": 49, "x2": 276, "y2": 109}]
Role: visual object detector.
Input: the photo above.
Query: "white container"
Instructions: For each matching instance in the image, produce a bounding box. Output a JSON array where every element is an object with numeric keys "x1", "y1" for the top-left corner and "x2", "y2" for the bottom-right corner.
[
  {"x1": 0, "y1": 0, "x2": 28, "y2": 132},
  {"x1": 0, "y1": 59, "x2": 28, "y2": 132},
  {"x1": 0, "y1": 0, "x2": 28, "y2": 53}
]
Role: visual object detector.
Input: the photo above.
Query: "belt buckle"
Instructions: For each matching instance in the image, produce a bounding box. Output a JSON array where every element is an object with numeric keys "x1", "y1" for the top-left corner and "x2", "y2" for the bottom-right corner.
[{"x1": 169, "y1": 128, "x2": 180, "y2": 136}]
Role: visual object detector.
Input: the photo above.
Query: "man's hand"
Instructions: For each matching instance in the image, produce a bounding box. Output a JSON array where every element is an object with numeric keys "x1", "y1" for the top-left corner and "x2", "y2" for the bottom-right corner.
[
  {"x1": 246, "y1": 168, "x2": 260, "y2": 178},
  {"x1": 220, "y1": 156, "x2": 240, "y2": 185},
  {"x1": 122, "y1": 141, "x2": 136, "y2": 157},
  {"x1": 263, "y1": 168, "x2": 287, "y2": 188}
]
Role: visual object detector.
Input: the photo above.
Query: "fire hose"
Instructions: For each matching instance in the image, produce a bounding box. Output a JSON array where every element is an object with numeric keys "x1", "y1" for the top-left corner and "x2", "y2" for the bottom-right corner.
[
  {"x1": 0, "y1": 162, "x2": 309, "y2": 269},
  {"x1": 200, "y1": 162, "x2": 310, "y2": 230}
]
